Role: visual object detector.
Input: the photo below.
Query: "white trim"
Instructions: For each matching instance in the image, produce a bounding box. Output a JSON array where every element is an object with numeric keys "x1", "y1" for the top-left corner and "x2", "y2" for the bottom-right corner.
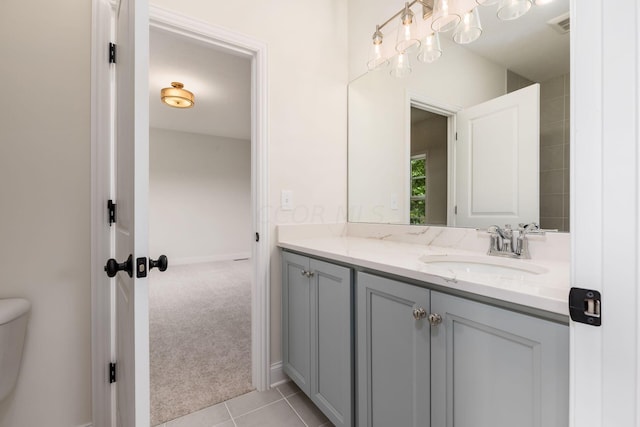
[
  {"x1": 571, "y1": 0, "x2": 640, "y2": 425},
  {"x1": 148, "y1": 6, "x2": 271, "y2": 392},
  {"x1": 90, "y1": 1, "x2": 115, "y2": 426},
  {"x1": 269, "y1": 361, "x2": 287, "y2": 388},
  {"x1": 170, "y1": 253, "x2": 252, "y2": 266}
]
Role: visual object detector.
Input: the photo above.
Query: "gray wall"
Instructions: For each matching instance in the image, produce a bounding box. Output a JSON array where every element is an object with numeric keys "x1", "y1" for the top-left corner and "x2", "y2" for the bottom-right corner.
[{"x1": 507, "y1": 71, "x2": 570, "y2": 232}]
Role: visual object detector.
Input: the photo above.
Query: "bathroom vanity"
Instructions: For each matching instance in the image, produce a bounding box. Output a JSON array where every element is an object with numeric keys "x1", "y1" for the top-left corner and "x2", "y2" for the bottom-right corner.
[{"x1": 279, "y1": 223, "x2": 570, "y2": 427}]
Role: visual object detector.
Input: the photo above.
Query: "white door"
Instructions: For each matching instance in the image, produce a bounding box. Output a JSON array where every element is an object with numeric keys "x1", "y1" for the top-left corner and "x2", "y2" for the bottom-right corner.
[
  {"x1": 455, "y1": 84, "x2": 539, "y2": 228},
  {"x1": 114, "y1": 0, "x2": 150, "y2": 425}
]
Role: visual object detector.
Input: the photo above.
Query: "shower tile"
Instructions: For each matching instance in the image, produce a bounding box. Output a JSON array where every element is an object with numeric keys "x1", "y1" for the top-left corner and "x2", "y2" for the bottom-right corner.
[
  {"x1": 541, "y1": 194, "x2": 564, "y2": 218},
  {"x1": 541, "y1": 75, "x2": 564, "y2": 100},
  {"x1": 540, "y1": 217, "x2": 563, "y2": 231},
  {"x1": 540, "y1": 170, "x2": 564, "y2": 195},
  {"x1": 540, "y1": 145, "x2": 564, "y2": 171},
  {"x1": 541, "y1": 121, "x2": 564, "y2": 147},
  {"x1": 541, "y1": 96, "x2": 565, "y2": 125}
]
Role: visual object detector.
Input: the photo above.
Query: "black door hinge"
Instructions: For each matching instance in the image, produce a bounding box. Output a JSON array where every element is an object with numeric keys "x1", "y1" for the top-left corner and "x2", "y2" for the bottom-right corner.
[
  {"x1": 109, "y1": 362, "x2": 117, "y2": 383},
  {"x1": 255, "y1": 232, "x2": 260, "y2": 242},
  {"x1": 455, "y1": 132, "x2": 458, "y2": 141},
  {"x1": 109, "y1": 43, "x2": 117, "y2": 64},
  {"x1": 108, "y1": 200, "x2": 116, "y2": 225}
]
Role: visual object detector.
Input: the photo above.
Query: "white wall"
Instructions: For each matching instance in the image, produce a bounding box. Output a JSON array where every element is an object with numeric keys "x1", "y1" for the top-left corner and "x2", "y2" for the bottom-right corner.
[
  {"x1": 149, "y1": 128, "x2": 251, "y2": 264},
  {"x1": 148, "y1": 0, "x2": 349, "y2": 366},
  {"x1": 348, "y1": 39, "x2": 506, "y2": 223},
  {"x1": 0, "y1": 0, "x2": 91, "y2": 426}
]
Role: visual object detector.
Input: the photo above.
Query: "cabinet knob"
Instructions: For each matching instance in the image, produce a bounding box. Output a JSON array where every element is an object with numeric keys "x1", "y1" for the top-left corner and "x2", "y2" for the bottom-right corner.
[
  {"x1": 300, "y1": 270, "x2": 315, "y2": 278},
  {"x1": 428, "y1": 313, "x2": 443, "y2": 326},
  {"x1": 412, "y1": 307, "x2": 427, "y2": 320}
]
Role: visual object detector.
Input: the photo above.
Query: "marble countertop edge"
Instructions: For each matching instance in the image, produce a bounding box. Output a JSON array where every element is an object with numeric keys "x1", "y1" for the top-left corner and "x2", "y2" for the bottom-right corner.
[{"x1": 278, "y1": 235, "x2": 570, "y2": 316}]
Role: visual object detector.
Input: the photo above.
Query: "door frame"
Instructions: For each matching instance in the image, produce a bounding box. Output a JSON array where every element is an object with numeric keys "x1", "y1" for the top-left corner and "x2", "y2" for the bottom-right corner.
[
  {"x1": 404, "y1": 92, "x2": 459, "y2": 226},
  {"x1": 91, "y1": 3, "x2": 271, "y2": 426}
]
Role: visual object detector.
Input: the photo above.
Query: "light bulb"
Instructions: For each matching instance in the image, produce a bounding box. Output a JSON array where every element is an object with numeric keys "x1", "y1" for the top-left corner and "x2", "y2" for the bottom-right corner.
[
  {"x1": 497, "y1": 0, "x2": 532, "y2": 20},
  {"x1": 417, "y1": 32, "x2": 442, "y2": 63},
  {"x1": 396, "y1": 3, "x2": 421, "y2": 53},
  {"x1": 453, "y1": 8, "x2": 483, "y2": 44},
  {"x1": 390, "y1": 51, "x2": 412, "y2": 78},
  {"x1": 432, "y1": 0, "x2": 461, "y2": 33}
]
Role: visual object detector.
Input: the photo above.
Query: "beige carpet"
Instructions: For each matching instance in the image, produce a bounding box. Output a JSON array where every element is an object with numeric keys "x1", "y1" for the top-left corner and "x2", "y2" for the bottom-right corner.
[{"x1": 149, "y1": 259, "x2": 254, "y2": 426}]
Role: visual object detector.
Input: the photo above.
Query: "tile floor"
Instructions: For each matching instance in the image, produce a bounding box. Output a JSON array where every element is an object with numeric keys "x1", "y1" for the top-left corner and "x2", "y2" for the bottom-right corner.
[{"x1": 155, "y1": 381, "x2": 335, "y2": 427}]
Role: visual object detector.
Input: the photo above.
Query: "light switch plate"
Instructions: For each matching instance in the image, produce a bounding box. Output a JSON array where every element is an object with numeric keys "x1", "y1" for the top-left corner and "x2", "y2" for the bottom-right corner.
[{"x1": 281, "y1": 190, "x2": 293, "y2": 211}]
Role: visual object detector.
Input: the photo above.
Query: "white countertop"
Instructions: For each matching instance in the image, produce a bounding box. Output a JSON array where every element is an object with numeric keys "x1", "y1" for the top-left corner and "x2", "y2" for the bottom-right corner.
[{"x1": 278, "y1": 225, "x2": 571, "y2": 316}]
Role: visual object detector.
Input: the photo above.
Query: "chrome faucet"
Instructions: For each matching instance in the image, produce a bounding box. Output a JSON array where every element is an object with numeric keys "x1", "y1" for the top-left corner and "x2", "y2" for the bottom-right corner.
[{"x1": 487, "y1": 223, "x2": 544, "y2": 259}]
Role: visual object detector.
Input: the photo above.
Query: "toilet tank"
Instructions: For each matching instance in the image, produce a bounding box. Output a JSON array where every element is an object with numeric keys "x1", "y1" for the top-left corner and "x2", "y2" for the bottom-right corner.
[{"x1": 0, "y1": 298, "x2": 30, "y2": 402}]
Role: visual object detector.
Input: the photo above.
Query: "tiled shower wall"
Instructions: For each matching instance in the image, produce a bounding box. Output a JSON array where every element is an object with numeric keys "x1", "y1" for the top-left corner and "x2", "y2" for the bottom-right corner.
[{"x1": 507, "y1": 71, "x2": 570, "y2": 232}]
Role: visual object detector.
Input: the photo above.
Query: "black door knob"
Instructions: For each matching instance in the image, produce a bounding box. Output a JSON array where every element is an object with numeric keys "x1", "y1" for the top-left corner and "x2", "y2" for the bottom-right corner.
[
  {"x1": 149, "y1": 255, "x2": 168, "y2": 272},
  {"x1": 104, "y1": 254, "x2": 133, "y2": 278}
]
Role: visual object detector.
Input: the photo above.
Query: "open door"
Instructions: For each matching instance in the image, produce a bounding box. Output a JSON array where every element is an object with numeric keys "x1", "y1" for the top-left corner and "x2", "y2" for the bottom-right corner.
[
  {"x1": 112, "y1": 0, "x2": 150, "y2": 425},
  {"x1": 455, "y1": 84, "x2": 540, "y2": 228}
]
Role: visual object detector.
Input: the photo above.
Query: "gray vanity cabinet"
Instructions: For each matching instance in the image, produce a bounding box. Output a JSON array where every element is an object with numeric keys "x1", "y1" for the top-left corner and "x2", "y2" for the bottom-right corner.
[
  {"x1": 356, "y1": 273, "x2": 569, "y2": 427},
  {"x1": 357, "y1": 272, "x2": 431, "y2": 427},
  {"x1": 430, "y1": 291, "x2": 569, "y2": 427},
  {"x1": 282, "y1": 251, "x2": 353, "y2": 427}
]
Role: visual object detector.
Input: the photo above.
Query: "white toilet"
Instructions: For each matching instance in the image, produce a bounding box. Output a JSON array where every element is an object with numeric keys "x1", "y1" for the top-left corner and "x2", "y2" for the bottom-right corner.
[{"x1": 0, "y1": 298, "x2": 30, "y2": 402}]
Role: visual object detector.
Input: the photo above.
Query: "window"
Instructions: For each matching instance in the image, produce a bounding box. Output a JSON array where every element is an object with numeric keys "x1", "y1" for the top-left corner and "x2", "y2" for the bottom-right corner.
[{"x1": 410, "y1": 154, "x2": 426, "y2": 224}]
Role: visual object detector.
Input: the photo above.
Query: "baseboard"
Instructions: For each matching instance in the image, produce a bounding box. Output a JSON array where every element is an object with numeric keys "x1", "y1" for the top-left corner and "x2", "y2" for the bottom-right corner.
[
  {"x1": 171, "y1": 252, "x2": 251, "y2": 266},
  {"x1": 270, "y1": 361, "x2": 288, "y2": 388}
]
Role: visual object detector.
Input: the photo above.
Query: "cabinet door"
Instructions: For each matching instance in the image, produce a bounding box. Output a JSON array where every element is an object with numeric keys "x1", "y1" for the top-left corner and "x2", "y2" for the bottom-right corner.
[
  {"x1": 309, "y1": 259, "x2": 352, "y2": 427},
  {"x1": 430, "y1": 291, "x2": 569, "y2": 427},
  {"x1": 357, "y1": 273, "x2": 430, "y2": 427},
  {"x1": 282, "y1": 251, "x2": 311, "y2": 394}
]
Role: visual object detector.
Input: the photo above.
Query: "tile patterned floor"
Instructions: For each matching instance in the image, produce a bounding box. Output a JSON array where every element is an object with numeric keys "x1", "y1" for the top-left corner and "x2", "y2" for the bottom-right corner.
[{"x1": 155, "y1": 381, "x2": 335, "y2": 427}]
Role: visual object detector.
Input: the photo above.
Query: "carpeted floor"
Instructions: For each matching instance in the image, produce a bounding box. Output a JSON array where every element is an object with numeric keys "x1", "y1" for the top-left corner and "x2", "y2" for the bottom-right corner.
[{"x1": 149, "y1": 259, "x2": 254, "y2": 426}]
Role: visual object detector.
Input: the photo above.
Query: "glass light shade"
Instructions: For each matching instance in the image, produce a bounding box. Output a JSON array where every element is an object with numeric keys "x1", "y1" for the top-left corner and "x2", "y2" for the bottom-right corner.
[
  {"x1": 431, "y1": 0, "x2": 461, "y2": 33},
  {"x1": 533, "y1": 0, "x2": 554, "y2": 4},
  {"x1": 390, "y1": 51, "x2": 412, "y2": 78},
  {"x1": 367, "y1": 26, "x2": 389, "y2": 70},
  {"x1": 497, "y1": 0, "x2": 532, "y2": 20},
  {"x1": 395, "y1": 4, "x2": 421, "y2": 53},
  {"x1": 453, "y1": 8, "x2": 483, "y2": 44},
  {"x1": 476, "y1": 0, "x2": 499, "y2": 5},
  {"x1": 160, "y1": 82, "x2": 194, "y2": 108},
  {"x1": 367, "y1": 42, "x2": 389, "y2": 71},
  {"x1": 417, "y1": 32, "x2": 442, "y2": 63}
]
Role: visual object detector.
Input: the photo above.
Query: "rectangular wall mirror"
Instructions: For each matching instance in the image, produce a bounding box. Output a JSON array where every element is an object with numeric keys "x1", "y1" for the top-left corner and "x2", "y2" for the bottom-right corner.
[{"x1": 348, "y1": 0, "x2": 570, "y2": 231}]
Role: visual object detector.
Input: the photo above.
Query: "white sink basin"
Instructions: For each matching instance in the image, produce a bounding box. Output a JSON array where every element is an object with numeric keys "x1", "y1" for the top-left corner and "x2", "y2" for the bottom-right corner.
[{"x1": 419, "y1": 254, "x2": 548, "y2": 277}]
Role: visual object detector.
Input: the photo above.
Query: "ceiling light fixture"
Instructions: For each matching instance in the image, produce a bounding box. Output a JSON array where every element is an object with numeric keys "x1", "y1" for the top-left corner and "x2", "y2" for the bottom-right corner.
[
  {"x1": 160, "y1": 82, "x2": 195, "y2": 108},
  {"x1": 368, "y1": 0, "x2": 544, "y2": 76}
]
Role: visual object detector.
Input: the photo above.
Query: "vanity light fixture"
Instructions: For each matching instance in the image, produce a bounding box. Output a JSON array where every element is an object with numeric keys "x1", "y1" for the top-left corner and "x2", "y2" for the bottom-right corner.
[
  {"x1": 368, "y1": 0, "x2": 543, "y2": 76},
  {"x1": 160, "y1": 82, "x2": 195, "y2": 108},
  {"x1": 396, "y1": 3, "x2": 421, "y2": 53}
]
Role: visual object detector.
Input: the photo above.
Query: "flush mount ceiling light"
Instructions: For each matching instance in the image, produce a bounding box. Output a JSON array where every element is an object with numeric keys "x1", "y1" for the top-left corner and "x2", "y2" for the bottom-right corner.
[
  {"x1": 368, "y1": 0, "x2": 550, "y2": 77},
  {"x1": 160, "y1": 82, "x2": 194, "y2": 108}
]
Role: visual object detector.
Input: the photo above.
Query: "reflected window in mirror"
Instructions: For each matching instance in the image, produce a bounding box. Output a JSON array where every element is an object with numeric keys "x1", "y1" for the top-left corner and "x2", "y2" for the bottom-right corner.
[{"x1": 410, "y1": 154, "x2": 426, "y2": 224}]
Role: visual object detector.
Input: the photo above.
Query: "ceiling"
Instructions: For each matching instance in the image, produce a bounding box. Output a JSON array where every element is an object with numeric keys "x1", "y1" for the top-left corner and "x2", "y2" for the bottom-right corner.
[
  {"x1": 149, "y1": 28, "x2": 251, "y2": 140},
  {"x1": 462, "y1": 0, "x2": 570, "y2": 83}
]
